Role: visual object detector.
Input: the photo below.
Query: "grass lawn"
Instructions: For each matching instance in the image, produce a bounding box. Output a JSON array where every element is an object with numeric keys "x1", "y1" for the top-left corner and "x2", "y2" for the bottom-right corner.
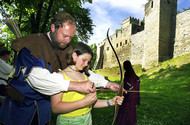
[{"x1": 51, "y1": 53, "x2": 190, "y2": 125}]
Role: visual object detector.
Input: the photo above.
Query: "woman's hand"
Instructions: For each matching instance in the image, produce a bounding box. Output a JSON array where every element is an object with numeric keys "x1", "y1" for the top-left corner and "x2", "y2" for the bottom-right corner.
[
  {"x1": 82, "y1": 91, "x2": 97, "y2": 106},
  {"x1": 110, "y1": 96, "x2": 124, "y2": 106}
]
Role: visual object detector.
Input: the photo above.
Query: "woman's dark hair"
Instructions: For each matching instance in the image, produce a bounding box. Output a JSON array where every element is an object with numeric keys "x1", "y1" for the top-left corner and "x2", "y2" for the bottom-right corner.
[
  {"x1": 51, "y1": 11, "x2": 76, "y2": 29},
  {"x1": 123, "y1": 60, "x2": 138, "y2": 79},
  {"x1": 66, "y1": 42, "x2": 93, "y2": 75}
]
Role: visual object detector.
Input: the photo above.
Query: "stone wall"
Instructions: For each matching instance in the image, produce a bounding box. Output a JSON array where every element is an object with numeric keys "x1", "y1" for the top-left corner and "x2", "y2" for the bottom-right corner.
[
  {"x1": 130, "y1": 30, "x2": 145, "y2": 65},
  {"x1": 174, "y1": 9, "x2": 190, "y2": 57},
  {"x1": 142, "y1": 0, "x2": 160, "y2": 68}
]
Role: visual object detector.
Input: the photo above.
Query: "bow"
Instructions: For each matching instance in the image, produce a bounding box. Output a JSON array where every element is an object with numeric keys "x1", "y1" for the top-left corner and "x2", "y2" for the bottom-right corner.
[{"x1": 107, "y1": 28, "x2": 124, "y2": 125}]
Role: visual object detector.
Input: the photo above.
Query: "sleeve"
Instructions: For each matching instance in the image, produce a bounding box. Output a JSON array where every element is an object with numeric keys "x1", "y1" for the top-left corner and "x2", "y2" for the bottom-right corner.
[
  {"x1": 0, "y1": 60, "x2": 13, "y2": 75},
  {"x1": 26, "y1": 67, "x2": 70, "y2": 95},
  {"x1": 88, "y1": 70, "x2": 109, "y2": 87}
]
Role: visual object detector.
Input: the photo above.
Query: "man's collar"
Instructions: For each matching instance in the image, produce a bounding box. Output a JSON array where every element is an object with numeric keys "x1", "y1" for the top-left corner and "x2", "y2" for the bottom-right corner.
[{"x1": 47, "y1": 32, "x2": 52, "y2": 41}]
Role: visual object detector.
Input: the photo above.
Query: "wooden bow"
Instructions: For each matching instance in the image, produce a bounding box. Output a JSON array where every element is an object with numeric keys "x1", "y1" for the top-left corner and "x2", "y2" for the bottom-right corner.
[{"x1": 107, "y1": 28, "x2": 124, "y2": 125}]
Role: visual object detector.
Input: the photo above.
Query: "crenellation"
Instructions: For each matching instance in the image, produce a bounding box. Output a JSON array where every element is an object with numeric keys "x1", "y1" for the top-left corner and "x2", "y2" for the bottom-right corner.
[
  {"x1": 122, "y1": 16, "x2": 140, "y2": 27},
  {"x1": 130, "y1": 17, "x2": 139, "y2": 24},
  {"x1": 122, "y1": 17, "x2": 131, "y2": 25}
]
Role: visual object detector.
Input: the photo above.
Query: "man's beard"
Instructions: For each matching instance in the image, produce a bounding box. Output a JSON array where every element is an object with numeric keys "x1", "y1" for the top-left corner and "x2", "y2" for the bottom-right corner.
[{"x1": 51, "y1": 30, "x2": 69, "y2": 49}]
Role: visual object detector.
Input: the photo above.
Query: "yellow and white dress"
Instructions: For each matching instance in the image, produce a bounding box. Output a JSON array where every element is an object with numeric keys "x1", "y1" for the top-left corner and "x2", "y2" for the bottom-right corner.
[{"x1": 56, "y1": 71, "x2": 92, "y2": 125}]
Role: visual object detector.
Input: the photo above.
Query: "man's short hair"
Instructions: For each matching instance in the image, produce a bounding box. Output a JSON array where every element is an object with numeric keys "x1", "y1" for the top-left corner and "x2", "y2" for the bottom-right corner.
[{"x1": 51, "y1": 11, "x2": 76, "y2": 29}]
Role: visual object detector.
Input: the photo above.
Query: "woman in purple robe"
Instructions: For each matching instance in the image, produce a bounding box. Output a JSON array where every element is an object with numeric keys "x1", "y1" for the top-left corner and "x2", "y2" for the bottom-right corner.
[{"x1": 116, "y1": 60, "x2": 140, "y2": 125}]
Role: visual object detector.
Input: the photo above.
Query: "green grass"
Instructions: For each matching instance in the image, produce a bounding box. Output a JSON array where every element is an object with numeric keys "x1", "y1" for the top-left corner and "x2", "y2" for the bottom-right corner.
[{"x1": 51, "y1": 53, "x2": 190, "y2": 125}]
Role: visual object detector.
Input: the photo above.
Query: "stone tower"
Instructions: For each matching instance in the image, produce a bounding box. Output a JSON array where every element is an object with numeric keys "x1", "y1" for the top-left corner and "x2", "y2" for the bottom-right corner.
[{"x1": 142, "y1": 0, "x2": 177, "y2": 68}]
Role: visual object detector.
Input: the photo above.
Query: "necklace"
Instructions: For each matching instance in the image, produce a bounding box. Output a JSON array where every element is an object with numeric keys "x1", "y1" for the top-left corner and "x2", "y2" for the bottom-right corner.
[{"x1": 68, "y1": 66, "x2": 80, "y2": 72}]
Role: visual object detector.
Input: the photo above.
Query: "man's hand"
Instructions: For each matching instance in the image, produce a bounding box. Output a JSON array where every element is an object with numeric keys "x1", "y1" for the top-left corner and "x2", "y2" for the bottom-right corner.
[
  {"x1": 6, "y1": 85, "x2": 25, "y2": 104},
  {"x1": 106, "y1": 82, "x2": 127, "y2": 93},
  {"x1": 68, "y1": 80, "x2": 96, "y2": 93},
  {"x1": 106, "y1": 82, "x2": 119, "y2": 92}
]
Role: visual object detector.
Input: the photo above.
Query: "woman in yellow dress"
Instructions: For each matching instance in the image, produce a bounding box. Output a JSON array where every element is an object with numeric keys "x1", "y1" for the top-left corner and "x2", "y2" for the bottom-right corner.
[{"x1": 51, "y1": 42, "x2": 124, "y2": 125}]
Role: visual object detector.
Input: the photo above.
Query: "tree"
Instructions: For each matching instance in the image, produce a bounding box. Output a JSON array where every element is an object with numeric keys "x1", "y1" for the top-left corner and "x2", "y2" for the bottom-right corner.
[
  {"x1": 0, "y1": 0, "x2": 93, "y2": 43},
  {"x1": 89, "y1": 43, "x2": 97, "y2": 68}
]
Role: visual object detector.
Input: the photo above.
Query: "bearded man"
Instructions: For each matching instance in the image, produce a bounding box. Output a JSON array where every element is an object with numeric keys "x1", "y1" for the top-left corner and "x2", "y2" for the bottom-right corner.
[{"x1": 0, "y1": 12, "x2": 120, "y2": 125}]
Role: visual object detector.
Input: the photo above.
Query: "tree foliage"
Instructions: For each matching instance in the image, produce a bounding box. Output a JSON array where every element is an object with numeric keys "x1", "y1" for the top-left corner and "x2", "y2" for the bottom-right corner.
[
  {"x1": 90, "y1": 43, "x2": 97, "y2": 68},
  {"x1": 0, "y1": 0, "x2": 96, "y2": 65},
  {"x1": 0, "y1": 0, "x2": 94, "y2": 43}
]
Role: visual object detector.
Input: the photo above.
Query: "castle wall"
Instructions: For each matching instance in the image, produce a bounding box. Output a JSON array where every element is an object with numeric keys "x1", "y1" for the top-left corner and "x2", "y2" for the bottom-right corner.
[
  {"x1": 174, "y1": 10, "x2": 190, "y2": 57},
  {"x1": 93, "y1": 0, "x2": 190, "y2": 70},
  {"x1": 130, "y1": 30, "x2": 145, "y2": 65}
]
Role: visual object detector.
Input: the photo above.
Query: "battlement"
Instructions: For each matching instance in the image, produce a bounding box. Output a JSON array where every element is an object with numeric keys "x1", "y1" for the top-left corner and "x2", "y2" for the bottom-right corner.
[
  {"x1": 121, "y1": 16, "x2": 144, "y2": 34},
  {"x1": 122, "y1": 16, "x2": 139, "y2": 26}
]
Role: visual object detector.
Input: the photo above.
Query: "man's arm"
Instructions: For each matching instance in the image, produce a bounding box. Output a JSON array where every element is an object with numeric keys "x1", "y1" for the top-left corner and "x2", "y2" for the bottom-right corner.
[
  {"x1": 88, "y1": 70, "x2": 108, "y2": 87},
  {"x1": 0, "y1": 59, "x2": 13, "y2": 75},
  {"x1": 26, "y1": 67, "x2": 69, "y2": 95},
  {"x1": 88, "y1": 70, "x2": 120, "y2": 92},
  {"x1": 105, "y1": 81, "x2": 120, "y2": 92},
  {"x1": 68, "y1": 80, "x2": 96, "y2": 94},
  {"x1": 26, "y1": 67, "x2": 95, "y2": 95}
]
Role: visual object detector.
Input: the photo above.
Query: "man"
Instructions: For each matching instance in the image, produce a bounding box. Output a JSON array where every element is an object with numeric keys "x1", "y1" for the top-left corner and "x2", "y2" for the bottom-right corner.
[
  {"x1": 0, "y1": 12, "x2": 119, "y2": 125},
  {"x1": 0, "y1": 49, "x2": 13, "y2": 105},
  {"x1": 0, "y1": 49, "x2": 13, "y2": 86}
]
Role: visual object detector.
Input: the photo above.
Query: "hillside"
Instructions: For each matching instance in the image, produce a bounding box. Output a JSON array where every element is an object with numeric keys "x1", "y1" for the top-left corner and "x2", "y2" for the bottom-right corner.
[
  {"x1": 93, "y1": 53, "x2": 190, "y2": 81},
  {"x1": 92, "y1": 53, "x2": 190, "y2": 125}
]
